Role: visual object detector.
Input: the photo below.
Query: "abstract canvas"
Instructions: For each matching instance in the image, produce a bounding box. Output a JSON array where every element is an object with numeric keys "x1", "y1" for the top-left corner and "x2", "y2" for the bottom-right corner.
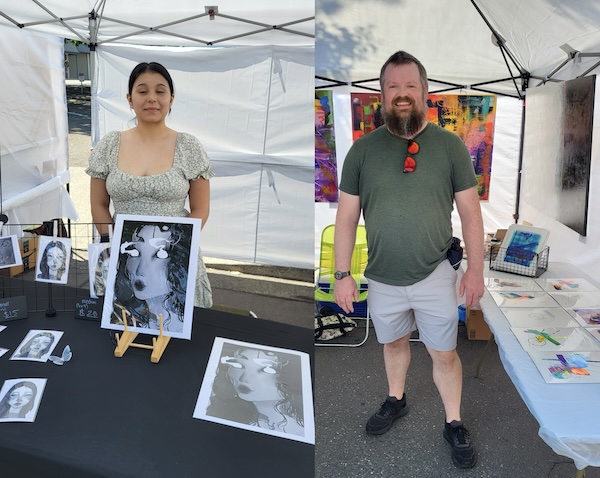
[
  {"x1": 571, "y1": 308, "x2": 600, "y2": 328},
  {"x1": 426, "y1": 94, "x2": 496, "y2": 200},
  {"x1": 511, "y1": 326, "x2": 600, "y2": 353},
  {"x1": 350, "y1": 93, "x2": 384, "y2": 141},
  {"x1": 315, "y1": 90, "x2": 338, "y2": 203}
]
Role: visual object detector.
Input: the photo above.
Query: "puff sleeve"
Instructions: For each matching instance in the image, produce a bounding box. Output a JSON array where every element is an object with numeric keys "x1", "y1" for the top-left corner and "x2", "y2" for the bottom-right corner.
[
  {"x1": 177, "y1": 132, "x2": 214, "y2": 181},
  {"x1": 85, "y1": 131, "x2": 120, "y2": 179}
]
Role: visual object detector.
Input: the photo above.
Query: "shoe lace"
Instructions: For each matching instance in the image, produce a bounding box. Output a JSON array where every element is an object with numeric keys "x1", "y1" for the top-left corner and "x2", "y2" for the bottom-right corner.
[
  {"x1": 451, "y1": 425, "x2": 470, "y2": 446},
  {"x1": 378, "y1": 400, "x2": 398, "y2": 418}
]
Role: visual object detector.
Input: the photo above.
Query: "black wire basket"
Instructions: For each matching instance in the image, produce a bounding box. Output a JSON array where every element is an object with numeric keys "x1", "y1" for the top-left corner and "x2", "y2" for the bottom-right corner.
[{"x1": 489, "y1": 245, "x2": 549, "y2": 278}]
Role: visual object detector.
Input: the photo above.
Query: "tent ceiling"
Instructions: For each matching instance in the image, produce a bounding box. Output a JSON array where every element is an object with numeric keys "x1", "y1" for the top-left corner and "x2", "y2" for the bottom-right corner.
[
  {"x1": 0, "y1": 0, "x2": 314, "y2": 47},
  {"x1": 316, "y1": 0, "x2": 600, "y2": 97}
]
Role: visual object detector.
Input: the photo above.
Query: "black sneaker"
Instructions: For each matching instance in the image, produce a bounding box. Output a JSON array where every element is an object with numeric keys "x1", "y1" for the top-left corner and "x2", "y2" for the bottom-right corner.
[
  {"x1": 365, "y1": 394, "x2": 408, "y2": 435},
  {"x1": 443, "y1": 420, "x2": 477, "y2": 468}
]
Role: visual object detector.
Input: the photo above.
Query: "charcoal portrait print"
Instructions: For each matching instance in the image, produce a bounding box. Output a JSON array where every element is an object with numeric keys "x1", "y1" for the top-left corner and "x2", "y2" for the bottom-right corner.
[
  {"x1": 36, "y1": 236, "x2": 71, "y2": 284},
  {"x1": 111, "y1": 220, "x2": 193, "y2": 334},
  {"x1": 0, "y1": 237, "x2": 17, "y2": 268}
]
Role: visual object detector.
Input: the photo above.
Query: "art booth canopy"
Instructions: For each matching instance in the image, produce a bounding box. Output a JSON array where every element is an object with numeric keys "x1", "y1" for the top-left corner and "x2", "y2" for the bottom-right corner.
[{"x1": 0, "y1": 1, "x2": 315, "y2": 269}]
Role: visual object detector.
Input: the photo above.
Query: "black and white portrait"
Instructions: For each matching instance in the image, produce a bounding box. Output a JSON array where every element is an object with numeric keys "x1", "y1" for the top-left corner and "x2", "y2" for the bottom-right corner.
[
  {"x1": 35, "y1": 236, "x2": 71, "y2": 284},
  {"x1": 101, "y1": 214, "x2": 201, "y2": 340},
  {"x1": 0, "y1": 378, "x2": 47, "y2": 422},
  {"x1": 88, "y1": 242, "x2": 111, "y2": 298},
  {"x1": 194, "y1": 338, "x2": 315, "y2": 444},
  {"x1": 0, "y1": 235, "x2": 22, "y2": 269},
  {"x1": 10, "y1": 329, "x2": 64, "y2": 363}
]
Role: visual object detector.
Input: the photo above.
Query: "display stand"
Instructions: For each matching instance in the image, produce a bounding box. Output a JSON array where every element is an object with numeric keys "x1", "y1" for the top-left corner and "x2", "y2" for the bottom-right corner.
[{"x1": 114, "y1": 310, "x2": 171, "y2": 363}]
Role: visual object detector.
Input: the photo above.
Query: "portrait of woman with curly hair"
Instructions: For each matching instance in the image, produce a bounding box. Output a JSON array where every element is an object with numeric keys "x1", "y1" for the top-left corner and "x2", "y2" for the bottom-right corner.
[
  {"x1": 102, "y1": 215, "x2": 201, "y2": 339},
  {"x1": 195, "y1": 338, "x2": 315, "y2": 444}
]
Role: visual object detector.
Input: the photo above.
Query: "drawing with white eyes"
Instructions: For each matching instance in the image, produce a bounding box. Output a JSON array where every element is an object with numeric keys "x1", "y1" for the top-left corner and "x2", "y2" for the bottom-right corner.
[
  {"x1": 101, "y1": 215, "x2": 201, "y2": 340},
  {"x1": 194, "y1": 338, "x2": 316, "y2": 444}
]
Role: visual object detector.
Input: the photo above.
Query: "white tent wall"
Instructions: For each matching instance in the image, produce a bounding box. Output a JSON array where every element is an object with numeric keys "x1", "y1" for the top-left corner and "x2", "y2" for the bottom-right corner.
[
  {"x1": 94, "y1": 44, "x2": 314, "y2": 268},
  {"x1": 314, "y1": 87, "x2": 522, "y2": 263},
  {"x1": 0, "y1": 24, "x2": 78, "y2": 229}
]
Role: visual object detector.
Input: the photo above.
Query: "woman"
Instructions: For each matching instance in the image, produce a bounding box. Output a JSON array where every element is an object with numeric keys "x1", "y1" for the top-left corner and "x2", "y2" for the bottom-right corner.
[
  {"x1": 13, "y1": 332, "x2": 54, "y2": 359},
  {"x1": 112, "y1": 222, "x2": 189, "y2": 332},
  {"x1": 93, "y1": 246, "x2": 111, "y2": 297},
  {"x1": 38, "y1": 240, "x2": 67, "y2": 281},
  {"x1": 207, "y1": 346, "x2": 305, "y2": 436},
  {"x1": 86, "y1": 61, "x2": 212, "y2": 308},
  {"x1": 0, "y1": 381, "x2": 37, "y2": 419}
]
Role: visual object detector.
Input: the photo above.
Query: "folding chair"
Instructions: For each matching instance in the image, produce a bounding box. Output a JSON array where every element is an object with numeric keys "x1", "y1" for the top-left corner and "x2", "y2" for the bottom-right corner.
[{"x1": 315, "y1": 224, "x2": 370, "y2": 347}]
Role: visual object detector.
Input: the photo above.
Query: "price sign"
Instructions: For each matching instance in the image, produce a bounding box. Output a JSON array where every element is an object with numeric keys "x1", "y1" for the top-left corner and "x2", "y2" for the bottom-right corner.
[
  {"x1": 0, "y1": 296, "x2": 27, "y2": 322},
  {"x1": 74, "y1": 297, "x2": 103, "y2": 321}
]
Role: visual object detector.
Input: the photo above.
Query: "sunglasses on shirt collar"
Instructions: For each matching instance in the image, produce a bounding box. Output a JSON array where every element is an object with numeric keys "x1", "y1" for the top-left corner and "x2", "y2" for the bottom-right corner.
[{"x1": 403, "y1": 139, "x2": 419, "y2": 173}]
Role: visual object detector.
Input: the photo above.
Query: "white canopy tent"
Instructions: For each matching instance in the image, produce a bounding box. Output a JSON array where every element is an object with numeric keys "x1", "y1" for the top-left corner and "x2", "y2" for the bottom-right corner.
[
  {"x1": 315, "y1": 0, "x2": 600, "y2": 280},
  {"x1": 0, "y1": 0, "x2": 314, "y2": 268}
]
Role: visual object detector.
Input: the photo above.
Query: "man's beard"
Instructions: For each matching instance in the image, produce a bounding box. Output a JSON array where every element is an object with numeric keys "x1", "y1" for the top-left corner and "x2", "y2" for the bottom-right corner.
[{"x1": 383, "y1": 97, "x2": 426, "y2": 138}]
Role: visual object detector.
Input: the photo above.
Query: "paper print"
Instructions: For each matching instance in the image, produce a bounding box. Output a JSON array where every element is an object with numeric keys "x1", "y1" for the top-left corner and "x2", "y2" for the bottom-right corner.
[
  {"x1": 501, "y1": 307, "x2": 579, "y2": 329},
  {"x1": 529, "y1": 351, "x2": 600, "y2": 383}
]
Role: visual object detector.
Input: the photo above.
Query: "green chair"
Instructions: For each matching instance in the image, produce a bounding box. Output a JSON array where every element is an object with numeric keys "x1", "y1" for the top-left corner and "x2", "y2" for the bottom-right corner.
[{"x1": 315, "y1": 224, "x2": 370, "y2": 347}]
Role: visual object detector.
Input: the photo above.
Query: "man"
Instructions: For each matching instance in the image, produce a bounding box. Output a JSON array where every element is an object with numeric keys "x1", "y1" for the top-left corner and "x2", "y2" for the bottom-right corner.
[{"x1": 333, "y1": 51, "x2": 484, "y2": 469}]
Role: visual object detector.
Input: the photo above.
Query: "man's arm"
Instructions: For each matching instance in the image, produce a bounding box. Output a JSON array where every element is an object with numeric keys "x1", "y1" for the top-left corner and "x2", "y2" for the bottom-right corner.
[
  {"x1": 333, "y1": 191, "x2": 362, "y2": 313},
  {"x1": 454, "y1": 186, "x2": 485, "y2": 308}
]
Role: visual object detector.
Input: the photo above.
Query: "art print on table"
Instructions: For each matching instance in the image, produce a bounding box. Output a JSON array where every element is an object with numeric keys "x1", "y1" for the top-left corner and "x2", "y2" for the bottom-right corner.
[
  {"x1": 10, "y1": 329, "x2": 63, "y2": 362},
  {"x1": 571, "y1": 308, "x2": 600, "y2": 328},
  {"x1": 0, "y1": 235, "x2": 22, "y2": 270},
  {"x1": 536, "y1": 278, "x2": 599, "y2": 293},
  {"x1": 0, "y1": 348, "x2": 8, "y2": 358},
  {"x1": 88, "y1": 242, "x2": 111, "y2": 298},
  {"x1": 529, "y1": 351, "x2": 600, "y2": 384},
  {"x1": 0, "y1": 378, "x2": 47, "y2": 422},
  {"x1": 35, "y1": 236, "x2": 71, "y2": 284},
  {"x1": 548, "y1": 291, "x2": 600, "y2": 309},
  {"x1": 500, "y1": 307, "x2": 579, "y2": 329},
  {"x1": 489, "y1": 290, "x2": 559, "y2": 308},
  {"x1": 484, "y1": 277, "x2": 543, "y2": 292},
  {"x1": 193, "y1": 337, "x2": 315, "y2": 445},
  {"x1": 511, "y1": 327, "x2": 600, "y2": 353},
  {"x1": 101, "y1": 215, "x2": 201, "y2": 340}
]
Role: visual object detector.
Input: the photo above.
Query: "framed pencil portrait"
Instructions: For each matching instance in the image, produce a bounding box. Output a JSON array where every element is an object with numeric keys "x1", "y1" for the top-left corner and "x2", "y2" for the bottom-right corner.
[
  {"x1": 35, "y1": 236, "x2": 71, "y2": 285},
  {"x1": 0, "y1": 235, "x2": 22, "y2": 269},
  {"x1": 101, "y1": 214, "x2": 201, "y2": 340}
]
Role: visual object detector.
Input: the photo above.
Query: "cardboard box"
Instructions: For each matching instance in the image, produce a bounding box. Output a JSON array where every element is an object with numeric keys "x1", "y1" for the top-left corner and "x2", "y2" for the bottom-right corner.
[
  {"x1": 466, "y1": 307, "x2": 492, "y2": 341},
  {"x1": 0, "y1": 236, "x2": 39, "y2": 277}
]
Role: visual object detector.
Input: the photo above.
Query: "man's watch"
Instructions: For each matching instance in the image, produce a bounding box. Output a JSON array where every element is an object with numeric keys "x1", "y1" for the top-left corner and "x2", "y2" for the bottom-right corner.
[{"x1": 334, "y1": 271, "x2": 351, "y2": 280}]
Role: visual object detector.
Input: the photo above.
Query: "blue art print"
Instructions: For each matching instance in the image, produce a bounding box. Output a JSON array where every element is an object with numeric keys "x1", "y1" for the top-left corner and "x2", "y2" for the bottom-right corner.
[{"x1": 504, "y1": 231, "x2": 542, "y2": 266}]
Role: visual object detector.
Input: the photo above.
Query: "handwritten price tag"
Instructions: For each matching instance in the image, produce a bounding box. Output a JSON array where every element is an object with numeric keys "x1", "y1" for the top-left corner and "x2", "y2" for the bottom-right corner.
[
  {"x1": 0, "y1": 296, "x2": 27, "y2": 322},
  {"x1": 74, "y1": 297, "x2": 103, "y2": 321}
]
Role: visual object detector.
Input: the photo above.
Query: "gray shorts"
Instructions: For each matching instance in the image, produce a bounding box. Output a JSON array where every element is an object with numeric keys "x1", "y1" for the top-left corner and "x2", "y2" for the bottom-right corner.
[{"x1": 368, "y1": 260, "x2": 459, "y2": 351}]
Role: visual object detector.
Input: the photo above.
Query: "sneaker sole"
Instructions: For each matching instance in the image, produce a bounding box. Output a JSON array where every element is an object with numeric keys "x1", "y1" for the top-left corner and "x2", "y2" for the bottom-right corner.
[
  {"x1": 365, "y1": 406, "x2": 409, "y2": 436},
  {"x1": 443, "y1": 430, "x2": 477, "y2": 469}
]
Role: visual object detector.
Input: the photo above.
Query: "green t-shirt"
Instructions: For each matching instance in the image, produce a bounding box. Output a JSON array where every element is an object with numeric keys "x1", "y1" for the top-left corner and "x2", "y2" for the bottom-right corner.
[{"x1": 339, "y1": 123, "x2": 478, "y2": 286}]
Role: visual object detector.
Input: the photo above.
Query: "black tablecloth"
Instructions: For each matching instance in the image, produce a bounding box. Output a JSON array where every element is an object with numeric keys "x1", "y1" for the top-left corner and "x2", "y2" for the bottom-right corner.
[{"x1": 0, "y1": 298, "x2": 314, "y2": 478}]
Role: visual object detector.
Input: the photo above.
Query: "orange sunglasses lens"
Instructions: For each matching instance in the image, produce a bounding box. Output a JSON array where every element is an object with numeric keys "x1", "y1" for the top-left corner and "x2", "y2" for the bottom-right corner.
[
  {"x1": 403, "y1": 156, "x2": 416, "y2": 173},
  {"x1": 407, "y1": 140, "x2": 419, "y2": 155}
]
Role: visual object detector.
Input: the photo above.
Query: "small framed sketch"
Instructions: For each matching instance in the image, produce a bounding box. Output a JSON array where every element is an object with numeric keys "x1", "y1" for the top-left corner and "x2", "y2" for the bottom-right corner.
[
  {"x1": 489, "y1": 290, "x2": 560, "y2": 308},
  {"x1": 571, "y1": 308, "x2": 600, "y2": 328},
  {"x1": 88, "y1": 242, "x2": 111, "y2": 298},
  {"x1": 0, "y1": 378, "x2": 47, "y2": 422},
  {"x1": 535, "y1": 278, "x2": 599, "y2": 293},
  {"x1": 529, "y1": 351, "x2": 600, "y2": 384},
  {"x1": 193, "y1": 337, "x2": 315, "y2": 445},
  {"x1": 501, "y1": 307, "x2": 580, "y2": 329},
  {"x1": 0, "y1": 235, "x2": 22, "y2": 270},
  {"x1": 10, "y1": 329, "x2": 63, "y2": 362},
  {"x1": 35, "y1": 236, "x2": 71, "y2": 284},
  {"x1": 511, "y1": 326, "x2": 600, "y2": 353},
  {"x1": 101, "y1": 214, "x2": 201, "y2": 340}
]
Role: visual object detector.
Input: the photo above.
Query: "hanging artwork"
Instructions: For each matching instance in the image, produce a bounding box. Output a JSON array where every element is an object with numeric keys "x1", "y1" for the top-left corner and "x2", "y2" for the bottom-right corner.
[
  {"x1": 315, "y1": 90, "x2": 338, "y2": 203},
  {"x1": 350, "y1": 93, "x2": 384, "y2": 141},
  {"x1": 426, "y1": 94, "x2": 496, "y2": 200},
  {"x1": 349, "y1": 92, "x2": 496, "y2": 200},
  {"x1": 0, "y1": 235, "x2": 22, "y2": 270},
  {"x1": 35, "y1": 236, "x2": 71, "y2": 285}
]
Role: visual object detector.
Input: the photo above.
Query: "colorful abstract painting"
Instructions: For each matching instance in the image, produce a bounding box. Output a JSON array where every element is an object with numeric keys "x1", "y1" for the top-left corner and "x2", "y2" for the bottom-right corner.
[
  {"x1": 348, "y1": 93, "x2": 496, "y2": 200},
  {"x1": 350, "y1": 93, "x2": 384, "y2": 141},
  {"x1": 315, "y1": 91, "x2": 338, "y2": 203},
  {"x1": 426, "y1": 95, "x2": 496, "y2": 200}
]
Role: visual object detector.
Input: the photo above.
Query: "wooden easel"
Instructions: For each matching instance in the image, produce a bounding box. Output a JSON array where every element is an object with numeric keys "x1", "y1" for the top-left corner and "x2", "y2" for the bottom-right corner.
[{"x1": 114, "y1": 310, "x2": 171, "y2": 363}]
